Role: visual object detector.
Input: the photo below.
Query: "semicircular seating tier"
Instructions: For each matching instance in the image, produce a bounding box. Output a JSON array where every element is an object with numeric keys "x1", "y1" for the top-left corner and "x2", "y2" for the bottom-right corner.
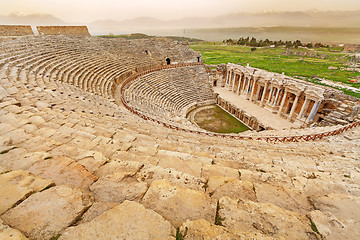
[
  {"x1": 0, "y1": 35, "x2": 200, "y2": 100},
  {"x1": 123, "y1": 65, "x2": 215, "y2": 125}
]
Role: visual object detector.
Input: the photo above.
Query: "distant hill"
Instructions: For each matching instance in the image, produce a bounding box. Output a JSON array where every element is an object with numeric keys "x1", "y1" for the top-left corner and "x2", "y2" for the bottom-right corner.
[
  {"x1": 0, "y1": 13, "x2": 64, "y2": 25},
  {"x1": 89, "y1": 10, "x2": 360, "y2": 35}
]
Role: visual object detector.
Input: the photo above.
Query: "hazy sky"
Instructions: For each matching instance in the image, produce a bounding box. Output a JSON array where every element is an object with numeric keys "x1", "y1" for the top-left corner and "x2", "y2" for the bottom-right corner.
[{"x1": 2, "y1": 0, "x2": 360, "y2": 22}]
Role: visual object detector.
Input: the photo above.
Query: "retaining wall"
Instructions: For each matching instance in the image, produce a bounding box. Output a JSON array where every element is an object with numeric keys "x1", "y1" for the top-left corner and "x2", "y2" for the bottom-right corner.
[
  {"x1": 37, "y1": 26, "x2": 90, "y2": 36},
  {"x1": 0, "y1": 25, "x2": 34, "y2": 36}
]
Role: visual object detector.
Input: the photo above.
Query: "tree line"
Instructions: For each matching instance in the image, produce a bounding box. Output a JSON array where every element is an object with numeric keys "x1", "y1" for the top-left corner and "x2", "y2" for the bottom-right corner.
[{"x1": 223, "y1": 37, "x2": 329, "y2": 49}]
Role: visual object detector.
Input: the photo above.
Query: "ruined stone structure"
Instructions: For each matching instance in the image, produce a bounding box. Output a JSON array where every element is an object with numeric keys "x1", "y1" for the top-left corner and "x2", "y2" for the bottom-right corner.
[
  {"x1": 0, "y1": 25, "x2": 34, "y2": 36},
  {"x1": 220, "y1": 63, "x2": 359, "y2": 127},
  {"x1": 37, "y1": 26, "x2": 91, "y2": 36},
  {"x1": 0, "y1": 33, "x2": 359, "y2": 240},
  {"x1": 344, "y1": 44, "x2": 360, "y2": 52}
]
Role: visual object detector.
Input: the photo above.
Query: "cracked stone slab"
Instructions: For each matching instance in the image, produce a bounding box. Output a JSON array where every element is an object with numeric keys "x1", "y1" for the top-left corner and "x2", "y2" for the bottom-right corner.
[
  {"x1": 0, "y1": 170, "x2": 54, "y2": 214},
  {"x1": 75, "y1": 151, "x2": 108, "y2": 173},
  {"x1": 218, "y1": 196, "x2": 320, "y2": 239},
  {"x1": 141, "y1": 179, "x2": 216, "y2": 228},
  {"x1": 179, "y1": 219, "x2": 275, "y2": 240},
  {"x1": 138, "y1": 164, "x2": 207, "y2": 191},
  {"x1": 2, "y1": 185, "x2": 93, "y2": 240},
  {"x1": 207, "y1": 176, "x2": 257, "y2": 201},
  {"x1": 28, "y1": 156, "x2": 98, "y2": 189},
  {"x1": 59, "y1": 201, "x2": 175, "y2": 240},
  {"x1": 90, "y1": 172, "x2": 148, "y2": 203},
  {"x1": 0, "y1": 219, "x2": 28, "y2": 240}
]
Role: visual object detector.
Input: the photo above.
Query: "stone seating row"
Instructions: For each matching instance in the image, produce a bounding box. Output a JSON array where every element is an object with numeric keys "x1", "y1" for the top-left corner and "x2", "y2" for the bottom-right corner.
[{"x1": 124, "y1": 65, "x2": 214, "y2": 123}]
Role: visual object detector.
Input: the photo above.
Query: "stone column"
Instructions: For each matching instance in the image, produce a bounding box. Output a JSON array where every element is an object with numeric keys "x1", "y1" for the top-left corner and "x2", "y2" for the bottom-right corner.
[
  {"x1": 272, "y1": 88, "x2": 280, "y2": 106},
  {"x1": 297, "y1": 98, "x2": 310, "y2": 120},
  {"x1": 288, "y1": 94, "x2": 300, "y2": 120},
  {"x1": 250, "y1": 80, "x2": 257, "y2": 101},
  {"x1": 225, "y1": 71, "x2": 230, "y2": 85},
  {"x1": 277, "y1": 90, "x2": 288, "y2": 115},
  {"x1": 241, "y1": 77, "x2": 248, "y2": 93},
  {"x1": 306, "y1": 100, "x2": 322, "y2": 123},
  {"x1": 231, "y1": 73, "x2": 236, "y2": 92},
  {"x1": 255, "y1": 86, "x2": 261, "y2": 103},
  {"x1": 260, "y1": 82, "x2": 268, "y2": 107},
  {"x1": 267, "y1": 87, "x2": 274, "y2": 104},
  {"x1": 236, "y1": 75, "x2": 242, "y2": 94},
  {"x1": 247, "y1": 79, "x2": 253, "y2": 94}
]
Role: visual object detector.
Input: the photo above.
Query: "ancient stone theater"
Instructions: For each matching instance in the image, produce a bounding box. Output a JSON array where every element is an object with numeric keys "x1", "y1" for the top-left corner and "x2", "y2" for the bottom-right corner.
[{"x1": 0, "y1": 25, "x2": 359, "y2": 240}]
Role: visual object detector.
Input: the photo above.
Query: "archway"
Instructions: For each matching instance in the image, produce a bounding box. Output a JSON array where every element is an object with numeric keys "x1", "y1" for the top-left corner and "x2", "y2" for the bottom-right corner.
[{"x1": 166, "y1": 58, "x2": 171, "y2": 65}]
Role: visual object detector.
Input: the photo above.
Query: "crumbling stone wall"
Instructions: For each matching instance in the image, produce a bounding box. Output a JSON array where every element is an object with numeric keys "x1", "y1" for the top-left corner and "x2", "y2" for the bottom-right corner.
[
  {"x1": 37, "y1": 26, "x2": 90, "y2": 36},
  {"x1": 0, "y1": 25, "x2": 34, "y2": 36},
  {"x1": 344, "y1": 44, "x2": 360, "y2": 53}
]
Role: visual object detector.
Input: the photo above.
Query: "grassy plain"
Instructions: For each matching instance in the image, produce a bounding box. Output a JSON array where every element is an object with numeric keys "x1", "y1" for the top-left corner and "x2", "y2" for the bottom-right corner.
[
  {"x1": 194, "y1": 105, "x2": 250, "y2": 133},
  {"x1": 191, "y1": 42, "x2": 360, "y2": 98}
]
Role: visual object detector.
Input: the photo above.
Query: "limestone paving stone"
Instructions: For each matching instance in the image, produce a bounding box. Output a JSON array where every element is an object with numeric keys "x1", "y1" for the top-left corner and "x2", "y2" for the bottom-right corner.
[
  {"x1": 78, "y1": 202, "x2": 118, "y2": 224},
  {"x1": 218, "y1": 196, "x2": 320, "y2": 240},
  {"x1": 27, "y1": 156, "x2": 98, "y2": 189},
  {"x1": 207, "y1": 176, "x2": 257, "y2": 201},
  {"x1": 202, "y1": 164, "x2": 241, "y2": 179},
  {"x1": 157, "y1": 156, "x2": 203, "y2": 178},
  {"x1": 90, "y1": 172, "x2": 148, "y2": 203},
  {"x1": 0, "y1": 219, "x2": 28, "y2": 240},
  {"x1": 95, "y1": 159, "x2": 143, "y2": 178},
  {"x1": 1, "y1": 185, "x2": 93, "y2": 240},
  {"x1": 0, "y1": 151, "x2": 50, "y2": 171},
  {"x1": 138, "y1": 164, "x2": 207, "y2": 191},
  {"x1": 312, "y1": 194, "x2": 360, "y2": 239},
  {"x1": 110, "y1": 150, "x2": 158, "y2": 165},
  {"x1": 141, "y1": 179, "x2": 216, "y2": 228},
  {"x1": 255, "y1": 183, "x2": 311, "y2": 214},
  {"x1": 179, "y1": 219, "x2": 275, "y2": 240},
  {"x1": 0, "y1": 170, "x2": 53, "y2": 214},
  {"x1": 59, "y1": 201, "x2": 175, "y2": 240},
  {"x1": 75, "y1": 150, "x2": 108, "y2": 173}
]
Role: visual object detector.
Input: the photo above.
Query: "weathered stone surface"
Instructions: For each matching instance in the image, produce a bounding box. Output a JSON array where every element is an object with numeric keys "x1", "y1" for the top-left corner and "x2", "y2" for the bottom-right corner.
[
  {"x1": 255, "y1": 183, "x2": 311, "y2": 214},
  {"x1": 2, "y1": 186, "x2": 93, "y2": 240},
  {"x1": 28, "y1": 156, "x2": 98, "y2": 189},
  {"x1": 95, "y1": 159, "x2": 143, "y2": 178},
  {"x1": 0, "y1": 151, "x2": 50, "y2": 170},
  {"x1": 59, "y1": 201, "x2": 175, "y2": 240},
  {"x1": 207, "y1": 176, "x2": 256, "y2": 201},
  {"x1": 138, "y1": 165, "x2": 207, "y2": 191},
  {"x1": 79, "y1": 202, "x2": 118, "y2": 224},
  {"x1": 179, "y1": 219, "x2": 275, "y2": 240},
  {"x1": 157, "y1": 156, "x2": 203, "y2": 178},
  {"x1": 0, "y1": 170, "x2": 53, "y2": 214},
  {"x1": 0, "y1": 165, "x2": 9, "y2": 174},
  {"x1": 202, "y1": 165, "x2": 240, "y2": 179},
  {"x1": 142, "y1": 179, "x2": 216, "y2": 227},
  {"x1": 90, "y1": 172, "x2": 148, "y2": 203},
  {"x1": 312, "y1": 194, "x2": 360, "y2": 239},
  {"x1": 0, "y1": 219, "x2": 29, "y2": 240},
  {"x1": 218, "y1": 196, "x2": 319, "y2": 239},
  {"x1": 75, "y1": 151, "x2": 108, "y2": 173}
]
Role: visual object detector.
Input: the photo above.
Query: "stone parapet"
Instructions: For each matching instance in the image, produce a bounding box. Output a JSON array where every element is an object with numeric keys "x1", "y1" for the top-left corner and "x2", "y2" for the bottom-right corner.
[
  {"x1": 0, "y1": 25, "x2": 34, "y2": 36},
  {"x1": 37, "y1": 26, "x2": 91, "y2": 36}
]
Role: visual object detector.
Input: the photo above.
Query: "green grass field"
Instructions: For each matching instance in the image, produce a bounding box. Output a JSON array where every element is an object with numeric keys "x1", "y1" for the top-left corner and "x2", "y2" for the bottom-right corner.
[
  {"x1": 194, "y1": 105, "x2": 250, "y2": 133},
  {"x1": 191, "y1": 42, "x2": 360, "y2": 98}
]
